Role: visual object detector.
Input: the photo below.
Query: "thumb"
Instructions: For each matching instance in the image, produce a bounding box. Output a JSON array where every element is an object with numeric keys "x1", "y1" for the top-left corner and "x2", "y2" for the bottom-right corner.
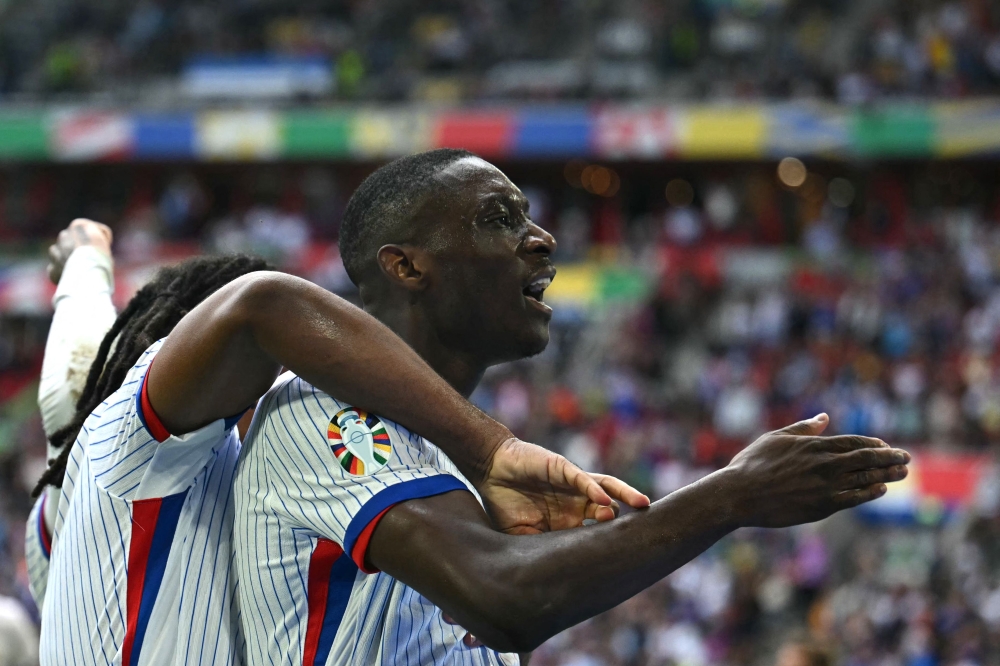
[{"x1": 777, "y1": 413, "x2": 829, "y2": 437}]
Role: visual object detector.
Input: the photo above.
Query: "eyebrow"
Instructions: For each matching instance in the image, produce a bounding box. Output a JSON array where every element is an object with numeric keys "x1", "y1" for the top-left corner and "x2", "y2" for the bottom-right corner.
[{"x1": 479, "y1": 192, "x2": 530, "y2": 215}]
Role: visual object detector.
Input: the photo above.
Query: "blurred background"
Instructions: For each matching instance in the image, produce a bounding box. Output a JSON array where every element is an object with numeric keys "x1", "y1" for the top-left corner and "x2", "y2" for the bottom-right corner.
[{"x1": 2, "y1": 0, "x2": 1000, "y2": 664}]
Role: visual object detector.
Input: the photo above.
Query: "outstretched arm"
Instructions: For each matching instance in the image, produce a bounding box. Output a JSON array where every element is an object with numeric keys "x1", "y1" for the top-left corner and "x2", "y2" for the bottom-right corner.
[
  {"x1": 149, "y1": 271, "x2": 646, "y2": 530},
  {"x1": 367, "y1": 415, "x2": 911, "y2": 652}
]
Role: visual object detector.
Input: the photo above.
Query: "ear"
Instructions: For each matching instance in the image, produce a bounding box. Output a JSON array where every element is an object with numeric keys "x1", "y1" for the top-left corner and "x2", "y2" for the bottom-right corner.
[{"x1": 376, "y1": 244, "x2": 431, "y2": 292}]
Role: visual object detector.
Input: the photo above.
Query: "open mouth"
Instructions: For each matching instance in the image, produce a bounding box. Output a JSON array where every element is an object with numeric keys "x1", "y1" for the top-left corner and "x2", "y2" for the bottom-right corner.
[{"x1": 522, "y1": 275, "x2": 552, "y2": 303}]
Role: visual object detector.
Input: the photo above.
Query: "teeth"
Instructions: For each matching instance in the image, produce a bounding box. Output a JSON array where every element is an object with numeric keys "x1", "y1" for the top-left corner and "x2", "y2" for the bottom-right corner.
[{"x1": 530, "y1": 277, "x2": 552, "y2": 289}]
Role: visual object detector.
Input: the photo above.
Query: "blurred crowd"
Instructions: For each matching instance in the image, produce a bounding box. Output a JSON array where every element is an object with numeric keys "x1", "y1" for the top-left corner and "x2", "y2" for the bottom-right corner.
[
  {"x1": 530, "y1": 511, "x2": 1000, "y2": 666},
  {"x1": 0, "y1": 157, "x2": 1000, "y2": 663},
  {"x1": 1, "y1": 0, "x2": 1000, "y2": 102}
]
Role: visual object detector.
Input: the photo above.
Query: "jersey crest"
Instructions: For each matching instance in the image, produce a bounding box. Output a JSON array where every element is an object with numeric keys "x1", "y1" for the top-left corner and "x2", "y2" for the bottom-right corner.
[{"x1": 327, "y1": 407, "x2": 392, "y2": 475}]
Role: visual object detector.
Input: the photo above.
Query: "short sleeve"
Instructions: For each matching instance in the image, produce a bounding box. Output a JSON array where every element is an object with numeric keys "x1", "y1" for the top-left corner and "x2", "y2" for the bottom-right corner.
[
  {"x1": 25, "y1": 492, "x2": 51, "y2": 609},
  {"x1": 255, "y1": 376, "x2": 471, "y2": 573},
  {"x1": 88, "y1": 345, "x2": 240, "y2": 501}
]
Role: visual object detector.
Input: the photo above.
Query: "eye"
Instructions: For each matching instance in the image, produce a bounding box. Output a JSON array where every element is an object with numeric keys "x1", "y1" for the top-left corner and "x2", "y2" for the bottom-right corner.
[{"x1": 497, "y1": 214, "x2": 524, "y2": 230}]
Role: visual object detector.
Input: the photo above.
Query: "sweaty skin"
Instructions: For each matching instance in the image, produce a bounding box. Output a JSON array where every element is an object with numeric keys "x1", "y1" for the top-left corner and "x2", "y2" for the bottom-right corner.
[
  {"x1": 147, "y1": 271, "x2": 649, "y2": 535},
  {"x1": 331, "y1": 156, "x2": 910, "y2": 652}
]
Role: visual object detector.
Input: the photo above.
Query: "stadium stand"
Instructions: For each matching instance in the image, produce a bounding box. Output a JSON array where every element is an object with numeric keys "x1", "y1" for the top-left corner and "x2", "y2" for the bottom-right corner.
[{"x1": 0, "y1": 0, "x2": 998, "y2": 102}]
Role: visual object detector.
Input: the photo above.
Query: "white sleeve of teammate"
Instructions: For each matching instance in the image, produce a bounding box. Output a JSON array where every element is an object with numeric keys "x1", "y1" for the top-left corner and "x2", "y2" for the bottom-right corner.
[
  {"x1": 86, "y1": 340, "x2": 243, "y2": 503},
  {"x1": 38, "y1": 245, "x2": 116, "y2": 440},
  {"x1": 258, "y1": 377, "x2": 471, "y2": 572},
  {"x1": 29, "y1": 246, "x2": 115, "y2": 609},
  {"x1": 24, "y1": 492, "x2": 52, "y2": 610}
]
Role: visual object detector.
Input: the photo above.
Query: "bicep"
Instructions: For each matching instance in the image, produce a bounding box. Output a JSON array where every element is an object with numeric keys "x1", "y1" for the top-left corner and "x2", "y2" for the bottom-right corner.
[
  {"x1": 147, "y1": 274, "x2": 281, "y2": 434},
  {"x1": 367, "y1": 490, "x2": 520, "y2": 646},
  {"x1": 367, "y1": 489, "x2": 496, "y2": 573}
]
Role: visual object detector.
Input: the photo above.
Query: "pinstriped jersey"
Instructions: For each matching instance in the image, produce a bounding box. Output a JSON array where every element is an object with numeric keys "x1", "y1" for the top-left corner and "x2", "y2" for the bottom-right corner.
[
  {"x1": 234, "y1": 372, "x2": 519, "y2": 666},
  {"x1": 40, "y1": 340, "x2": 246, "y2": 666},
  {"x1": 25, "y1": 492, "x2": 52, "y2": 608}
]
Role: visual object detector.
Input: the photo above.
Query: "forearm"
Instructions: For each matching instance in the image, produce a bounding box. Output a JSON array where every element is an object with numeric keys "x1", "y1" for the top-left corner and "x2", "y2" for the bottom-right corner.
[
  {"x1": 487, "y1": 474, "x2": 735, "y2": 649},
  {"x1": 38, "y1": 246, "x2": 116, "y2": 437},
  {"x1": 378, "y1": 471, "x2": 739, "y2": 652}
]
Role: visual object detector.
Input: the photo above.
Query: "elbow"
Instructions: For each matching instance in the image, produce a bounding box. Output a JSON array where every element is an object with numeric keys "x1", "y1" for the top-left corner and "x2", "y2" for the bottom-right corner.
[
  {"x1": 480, "y1": 626, "x2": 548, "y2": 655},
  {"x1": 215, "y1": 271, "x2": 304, "y2": 338},
  {"x1": 450, "y1": 563, "x2": 563, "y2": 653},
  {"x1": 469, "y1": 610, "x2": 555, "y2": 654},
  {"x1": 225, "y1": 271, "x2": 290, "y2": 320}
]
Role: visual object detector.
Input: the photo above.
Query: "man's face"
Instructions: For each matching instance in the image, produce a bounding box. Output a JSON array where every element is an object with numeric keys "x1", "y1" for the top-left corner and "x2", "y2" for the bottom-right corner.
[{"x1": 420, "y1": 157, "x2": 557, "y2": 365}]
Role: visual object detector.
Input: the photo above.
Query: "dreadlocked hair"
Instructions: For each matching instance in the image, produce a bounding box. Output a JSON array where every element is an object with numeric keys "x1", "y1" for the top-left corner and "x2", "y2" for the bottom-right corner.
[{"x1": 32, "y1": 253, "x2": 271, "y2": 496}]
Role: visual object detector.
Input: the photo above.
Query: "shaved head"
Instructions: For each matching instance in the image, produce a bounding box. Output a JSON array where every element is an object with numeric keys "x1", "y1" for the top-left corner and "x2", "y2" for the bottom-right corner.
[{"x1": 339, "y1": 148, "x2": 475, "y2": 287}]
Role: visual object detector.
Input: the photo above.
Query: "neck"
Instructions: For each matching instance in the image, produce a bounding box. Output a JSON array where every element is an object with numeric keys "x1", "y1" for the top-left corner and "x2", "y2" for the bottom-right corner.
[{"x1": 365, "y1": 302, "x2": 486, "y2": 398}]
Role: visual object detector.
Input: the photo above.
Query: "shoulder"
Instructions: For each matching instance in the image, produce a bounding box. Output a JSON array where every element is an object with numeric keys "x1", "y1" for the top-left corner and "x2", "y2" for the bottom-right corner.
[
  {"x1": 253, "y1": 374, "x2": 457, "y2": 471},
  {"x1": 83, "y1": 338, "x2": 164, "y2": 429}
]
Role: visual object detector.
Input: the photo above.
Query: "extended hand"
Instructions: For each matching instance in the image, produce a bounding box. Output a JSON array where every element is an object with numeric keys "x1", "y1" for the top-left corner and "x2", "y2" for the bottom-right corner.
[
  {"x1": 723, "y1": 413, "x2": 910, "y2": 528},
  {"x1": 479, "y1": 438, "x2": 650, "y2": 535},
  {"x1": 47, "y1": 218, "x2": 113, "y2": 284}
]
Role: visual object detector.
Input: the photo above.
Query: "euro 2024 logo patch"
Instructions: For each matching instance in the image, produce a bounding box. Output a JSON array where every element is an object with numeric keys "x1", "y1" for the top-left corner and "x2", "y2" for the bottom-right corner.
[{"x1": 327, "y1": 407, "x2": 392, "y2": 475}]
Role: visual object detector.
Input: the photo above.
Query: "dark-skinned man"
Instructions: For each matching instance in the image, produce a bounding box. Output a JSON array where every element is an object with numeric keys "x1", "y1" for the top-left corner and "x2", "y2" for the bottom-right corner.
[
  {"x1": 38, "y1": 216, "x2": 650, "y2": 662},
  {"x1": 226, "y1": 149, "x2": 911, "y2": 666}
]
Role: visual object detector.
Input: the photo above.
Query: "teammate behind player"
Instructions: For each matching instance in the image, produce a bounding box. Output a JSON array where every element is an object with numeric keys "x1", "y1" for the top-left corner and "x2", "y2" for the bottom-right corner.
[
  {"x1": 26, "y1": 219, "x2": 116, "y2": 609},
  {"x1": 39, "y1": 243, "x2": 647, "y2": 663},
  {"x1": 229, "y1": 149, "x2": 912, "y2": 665}
]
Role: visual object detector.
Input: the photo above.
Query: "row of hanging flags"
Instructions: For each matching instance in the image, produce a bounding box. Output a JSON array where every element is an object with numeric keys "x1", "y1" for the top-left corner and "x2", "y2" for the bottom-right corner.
[{"x1": 1, "y1": 101, "x2": 1000, "y2": 162}]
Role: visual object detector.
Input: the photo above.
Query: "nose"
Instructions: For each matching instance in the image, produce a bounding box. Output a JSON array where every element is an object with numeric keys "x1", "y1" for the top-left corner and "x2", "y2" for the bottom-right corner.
[{"x1": 524, "y1": 221, "x2": 557, "y2": 256}]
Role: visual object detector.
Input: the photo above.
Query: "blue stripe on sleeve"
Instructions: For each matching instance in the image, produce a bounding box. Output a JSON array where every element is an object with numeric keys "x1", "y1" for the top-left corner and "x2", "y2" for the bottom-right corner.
[
  {"x1": 342, "y1": 475, "x2": 468, "y2": 556},
  {"x1": 132, "y1": 490, "x2": 188, "y2": 662},
  {"x1": 133, "y1": 366, "x2": 153, "y2": 436},
  {"x1": 316, "y1": 554, "x2": 358, "y2": 665}
]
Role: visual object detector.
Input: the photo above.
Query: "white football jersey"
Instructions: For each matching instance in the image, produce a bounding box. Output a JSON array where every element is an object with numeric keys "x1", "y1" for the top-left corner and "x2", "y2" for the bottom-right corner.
[
  {"x1": 234, "y1": 372, "x2": 519, "y2": 666},
  {"x1": 25, "y1": 492, "x2": 51, "y2": 608},
  {"x1": 40, "y1": 340, "x2": 246, "y2": 666}
]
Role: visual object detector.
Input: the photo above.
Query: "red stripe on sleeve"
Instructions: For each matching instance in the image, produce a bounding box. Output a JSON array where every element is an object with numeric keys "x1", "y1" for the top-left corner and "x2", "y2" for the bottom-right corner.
[
  {"x1": 140, "y1": 367, "x2": 171, "y2": 443},
  {"x1": 302, "y1": 538, "x2": 344, "y2": 666},
  {"x1": 349, "y1": 506, "x2": 394, "y2": 574},
  {"x1": 121, "y1": 498, "x2": 163, "y2": 666},
  {"x1": 38, "y1": 494, "x2": 51, "y2": 556}
]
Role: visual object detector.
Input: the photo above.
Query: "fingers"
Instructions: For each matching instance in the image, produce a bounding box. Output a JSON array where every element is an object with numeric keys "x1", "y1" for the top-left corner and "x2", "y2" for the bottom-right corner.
[
  {"x1": 777, "y1": 413, "x2": 829, "y2": 437},
  {"x1": 588, "y1": 503, "x2": 618, "y2": 523},
  {"x1": 838, "y1": 465, "x2": 908, "y2": 490},
  {"x1": 592, "y1": 473, "x2": 651, "y2": 509},
  {"x1": 811, "y1": 434, "x2": 888, "y2": 453},
  {"x1": 559, "y1": 459, "x2": 613, "y2": 508},
  {"x1": 502, "y1": 525, "x2": 543, "y2": 536},
  {"x1": 832, "y1": 483, "x2": 888, "y2": 509},
  {"x1": 64, "y1": 218, "x2": 113, "y2": 250},
  {"x1": 834, "y1": 446, "x2": 910, "y2": 472},
  {"x1": 69, "y1": 217, "x2": 110, "y2": 236},
  {"x1": 47, "y1": 244, "x2": 63, "y2": 284},
  {"x1": 69, "y1": 217, "x2": 114, "y2": 245},
  {"x1": 584, "y1": 472, "x2": 652, "y2": 522}
]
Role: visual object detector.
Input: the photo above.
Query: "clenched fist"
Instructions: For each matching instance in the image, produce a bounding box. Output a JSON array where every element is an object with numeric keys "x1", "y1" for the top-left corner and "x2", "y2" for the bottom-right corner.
[
  {"x1": 721, "y1": 413, "x2": 909, "y2": 528},
  {"x1": 47, "y1": 218, "x2": 113, "y2": 285}
]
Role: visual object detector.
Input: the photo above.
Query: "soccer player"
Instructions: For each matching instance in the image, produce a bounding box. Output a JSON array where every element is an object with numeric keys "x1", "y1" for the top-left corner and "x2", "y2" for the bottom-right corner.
[
  {"x1": 37, "y1": 231, "x2": 643, "y2": 663},
  {"x1": 26, "y1": 218, "x2": 116, "y2": 609},
  {"x1": 229, "y1": 149, "x2": 911, "y2": 665}
]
